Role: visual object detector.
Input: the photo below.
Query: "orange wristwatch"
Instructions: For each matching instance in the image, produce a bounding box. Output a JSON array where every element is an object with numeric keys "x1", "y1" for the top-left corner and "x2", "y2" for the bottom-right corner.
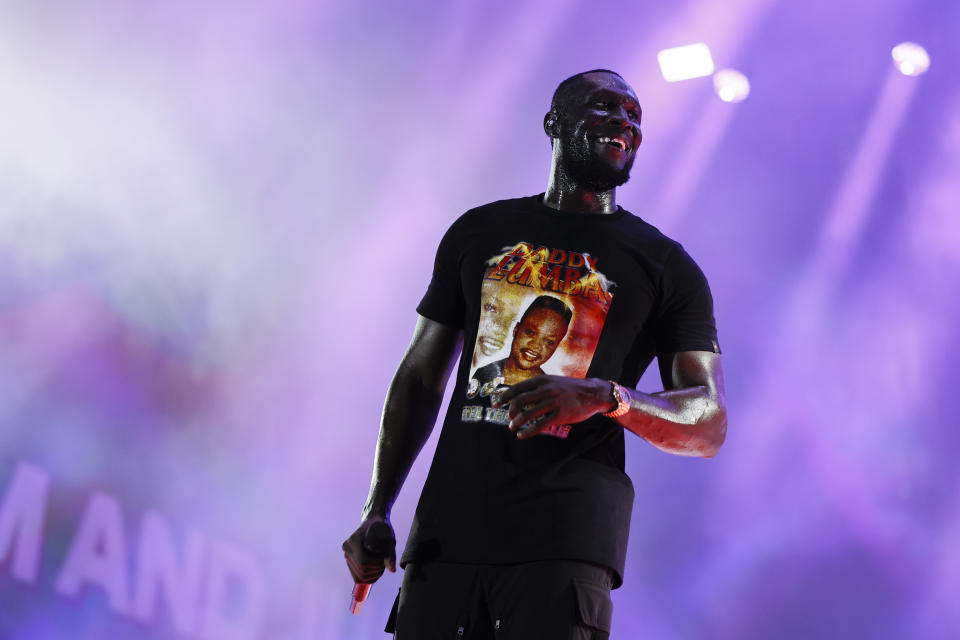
[{"x1": 602, "y1": 381, "x2": 631, "y2": 418}]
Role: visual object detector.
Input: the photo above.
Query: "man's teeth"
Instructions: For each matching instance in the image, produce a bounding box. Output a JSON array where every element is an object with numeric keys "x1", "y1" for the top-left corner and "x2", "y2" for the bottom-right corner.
[{"x1": 598, "y1": 136, "x2": 626, "y2": 150}]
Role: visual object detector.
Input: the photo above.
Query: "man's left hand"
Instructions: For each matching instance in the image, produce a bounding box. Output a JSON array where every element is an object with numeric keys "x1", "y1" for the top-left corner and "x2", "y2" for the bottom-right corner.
[{"x1": 492, "y1": 376, "x2": 615, "y2": 439}]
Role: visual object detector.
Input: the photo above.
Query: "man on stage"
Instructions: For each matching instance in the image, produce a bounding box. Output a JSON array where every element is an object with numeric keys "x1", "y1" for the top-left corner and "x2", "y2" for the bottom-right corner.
[{"x1": 343, "y1": 69, "x2": 727, "y2": 639}]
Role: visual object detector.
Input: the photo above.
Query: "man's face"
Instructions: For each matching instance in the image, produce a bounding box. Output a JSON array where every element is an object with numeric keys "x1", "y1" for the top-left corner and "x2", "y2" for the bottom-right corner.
[
  {"x1": 509, "y1": 308, "x2": 568, "y2": 370},
  {"x1": 476, "y1": 282, "x2": 520, "y2": 359},
  {"x1": 555, "y1": 73, "x2": 643, "y2": 190}
]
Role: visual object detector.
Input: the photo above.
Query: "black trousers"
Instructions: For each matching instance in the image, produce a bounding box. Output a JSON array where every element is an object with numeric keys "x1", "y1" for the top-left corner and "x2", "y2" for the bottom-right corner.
[{"x1": 386, "y1": 560, "x2": 615, "y2": 639}]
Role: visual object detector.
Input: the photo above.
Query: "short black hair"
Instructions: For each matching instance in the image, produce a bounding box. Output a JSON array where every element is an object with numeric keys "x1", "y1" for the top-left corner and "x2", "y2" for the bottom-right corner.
[
  {"x1": 519, "y1": 295, "x2": 574, "y2": 327},
  {"x1": 550, "y1": 69, "x2": 625, "y2": 114}
]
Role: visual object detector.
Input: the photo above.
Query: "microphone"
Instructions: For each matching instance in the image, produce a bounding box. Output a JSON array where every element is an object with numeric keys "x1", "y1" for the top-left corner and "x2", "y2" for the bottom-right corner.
[{"x1": 349, "y1": 520, "x2": 395, "y2": 615}]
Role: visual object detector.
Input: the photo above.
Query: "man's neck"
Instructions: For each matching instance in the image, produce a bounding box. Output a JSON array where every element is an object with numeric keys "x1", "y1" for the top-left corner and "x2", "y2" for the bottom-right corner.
[{"x1": 542, "y1": 164, "x2": 617, "y2": 214}]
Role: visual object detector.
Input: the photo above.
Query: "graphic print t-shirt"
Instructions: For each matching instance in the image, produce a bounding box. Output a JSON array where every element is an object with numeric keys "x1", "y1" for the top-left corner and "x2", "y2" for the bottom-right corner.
[
  {"x1": 405, "y1": 195, "x2": 719, "y2": 586},
  {"x1": 463, "y1": 241, "x2": 615, "y2": 438}
]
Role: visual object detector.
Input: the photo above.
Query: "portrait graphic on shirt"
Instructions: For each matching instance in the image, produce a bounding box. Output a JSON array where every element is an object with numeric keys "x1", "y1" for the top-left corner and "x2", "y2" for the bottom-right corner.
[{"x1": 462, "y1": 241, "x2": 614, "y2": 435}]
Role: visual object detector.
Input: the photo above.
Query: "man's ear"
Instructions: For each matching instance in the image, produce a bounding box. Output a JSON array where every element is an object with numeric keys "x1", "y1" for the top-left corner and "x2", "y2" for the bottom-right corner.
[{"x1": 543, "y1": 111, "x2": 560, "y2": 138}]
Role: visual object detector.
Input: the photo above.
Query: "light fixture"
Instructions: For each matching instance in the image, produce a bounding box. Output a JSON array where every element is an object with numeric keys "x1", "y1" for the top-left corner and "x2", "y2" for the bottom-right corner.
[
  {"x1": 657, "y1": 43, "x2": 715, "y2": 82},
  {"x1": 713, "y1": 69, "x2": 750, "y2": 103},
  {"x1": 891, "y1": 42, "x2": 930, "y2": 76}
]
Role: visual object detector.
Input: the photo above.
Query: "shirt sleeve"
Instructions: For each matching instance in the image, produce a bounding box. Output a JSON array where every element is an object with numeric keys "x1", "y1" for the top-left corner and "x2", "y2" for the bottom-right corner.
[
  {"x1": 416, "y1": 219, "x2": 466, "y2": 328},
  {"x1": 653, "y1": 244, "x2": 721, "y2": 356}
]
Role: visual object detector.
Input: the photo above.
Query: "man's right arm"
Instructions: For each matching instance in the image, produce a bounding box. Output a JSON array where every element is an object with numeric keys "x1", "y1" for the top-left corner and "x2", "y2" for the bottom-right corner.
[{"x1": 342, "y1": 315, "x2": 462, "y2": 582}]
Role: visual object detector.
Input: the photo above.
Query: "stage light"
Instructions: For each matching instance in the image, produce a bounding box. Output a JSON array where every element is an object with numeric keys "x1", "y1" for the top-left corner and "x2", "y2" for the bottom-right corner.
[
  {"x1": 657, "y1": 43, "x2": 715, "y2": 82},
  {"x1": 713, "y1": 69, "x2": 750, "y2": 102},
  {"x1": 891, "y1": 42, "x2": 930, "y2": 76}
]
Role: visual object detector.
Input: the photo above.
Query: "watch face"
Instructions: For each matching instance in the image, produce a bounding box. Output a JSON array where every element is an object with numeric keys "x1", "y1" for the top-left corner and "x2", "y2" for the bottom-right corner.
[
  {"x1": 612, "y1": 384, "x2": 623, "y2": 404},
  {"x1": 604, "y1": 382, "x2": 630, "y2": 418}
]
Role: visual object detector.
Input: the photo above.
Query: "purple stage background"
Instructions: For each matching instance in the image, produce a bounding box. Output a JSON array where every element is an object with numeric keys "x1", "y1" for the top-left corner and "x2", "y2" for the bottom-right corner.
[{"x1": 1, "y1": 1, "x2": 958, "y2": 638}]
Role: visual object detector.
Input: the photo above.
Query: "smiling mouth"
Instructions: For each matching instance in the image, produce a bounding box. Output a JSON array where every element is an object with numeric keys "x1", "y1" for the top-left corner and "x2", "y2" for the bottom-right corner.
[
  {"x1": 479, "y1": 336, "x2": 504, "y2": 353},
  {"x1": 520, "y1": 349, "x2": 541, "y2": 361},
  {"x1": 596, "y1": 135, "x2": 628, "y2": 151}
]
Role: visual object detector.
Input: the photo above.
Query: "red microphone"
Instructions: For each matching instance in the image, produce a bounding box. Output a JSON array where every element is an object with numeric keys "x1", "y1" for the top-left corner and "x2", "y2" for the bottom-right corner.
[
  {"x1": 350, "y1": 583, "x2": 372, "y2": 615},
  {"x1": 350, "y1": 521, "x2": 395, "y2": 615}
]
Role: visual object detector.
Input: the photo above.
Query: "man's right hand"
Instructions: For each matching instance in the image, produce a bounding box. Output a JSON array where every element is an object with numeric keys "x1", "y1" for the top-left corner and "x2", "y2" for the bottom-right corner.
[
  {"x1": 342, "y1": 517, "x2": 397, "y2": 584},
  {"x1": 343, "y1": 316, "x2": 458, "y2": 586}
]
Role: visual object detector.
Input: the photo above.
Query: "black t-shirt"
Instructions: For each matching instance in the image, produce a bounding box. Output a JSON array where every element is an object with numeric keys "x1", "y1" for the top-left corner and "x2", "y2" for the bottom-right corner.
[{"x1": 403, "y1": 194, "x2": 719, "y2": 587}]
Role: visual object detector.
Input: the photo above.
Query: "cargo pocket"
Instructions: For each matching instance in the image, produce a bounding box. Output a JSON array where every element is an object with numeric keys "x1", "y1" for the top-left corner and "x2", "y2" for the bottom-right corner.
[
  {"x1": 572, "y1": 579, "x2": 613, "y2": 640},
  {"x1": 384, "y1": 589, "x2": 400, "y2": 634}
]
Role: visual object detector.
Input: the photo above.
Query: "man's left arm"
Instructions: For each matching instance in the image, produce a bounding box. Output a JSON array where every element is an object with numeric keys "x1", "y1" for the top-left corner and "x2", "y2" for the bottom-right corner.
[{"x1": 492, "y1": 350, "x2": 726, "y2": 458}]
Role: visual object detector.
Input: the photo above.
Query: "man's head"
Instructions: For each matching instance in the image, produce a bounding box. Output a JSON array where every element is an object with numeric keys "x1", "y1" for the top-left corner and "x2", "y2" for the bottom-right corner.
[
  {"x1": 509, "y1": 296, "x2": 573, "y2": 371},
  {"x1": 474, "y1": 280, "x2": 523, "y2": 362},
  {"x1": 544, "y1": 69, "x2": 643, "y2": 191}
]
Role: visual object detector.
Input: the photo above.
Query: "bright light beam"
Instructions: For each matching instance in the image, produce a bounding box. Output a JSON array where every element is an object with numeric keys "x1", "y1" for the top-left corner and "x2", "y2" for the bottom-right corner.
[
  {"x1": 814, "y1": 68, "x2": 921, "y2": 277},
  {"x1": 650, "y1": 95, "x2": 739, "y2": 233}
]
